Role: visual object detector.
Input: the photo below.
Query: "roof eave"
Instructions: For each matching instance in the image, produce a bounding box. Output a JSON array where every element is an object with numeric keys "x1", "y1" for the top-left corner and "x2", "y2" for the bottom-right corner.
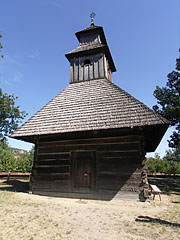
[
  {"x1": 75, "y1": 25, "x2": 107, "y2": 45},
  {"x1": 10, "y1": 123, "x2": 169, "y2": 150},
  {"x1": 65, "y1": 45, "x2": 116, "y2": 72}
]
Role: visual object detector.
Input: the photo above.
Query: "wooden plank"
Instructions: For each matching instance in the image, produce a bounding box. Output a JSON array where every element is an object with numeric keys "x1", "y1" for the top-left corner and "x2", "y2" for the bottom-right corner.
[
  {"x1": 38, "y1": 135, "x2": 140, "y2": 148},
  {"x1": 73, "y1": 58, "x2": 79, "y2": 82},
  {"x1": 97, "y1": 151, "x2": 140, "y2": 158},
  {"x1": 150, "y1": 185, "x2": 161, "y2": 193},
  {"x1": 84, "y1": 64, "x2": 89, "y2": 80},
  {"x1": 104, "y1": 55, "x2": 108, "y2": 79},
  {"x1": 36, "y1": 166, "x2": 69, "y2": 173},
  {"x1": 99, "y1": 54, "x2": 104, "y2": 78},
  {"x1": 98, "y1": 165, "x2": 141, "y2": 173},
  {"x1": 79, "y1": 57, "x2": 84, "y2": 81},
  {"x1": 33, "y1": 173, "x2": 69, "y2": 181},
  {"x1": 36, "y1": 164, "x2": 69, "y2": 168},
  {"x1": 89, "y1": 56, "x2": 94, "y2": 79},
  {"x1": 33, "y1": 182, "x2": 70, "y2": 188},
  {"x1": 38, "y1": 142, "x2": 140, "y2": 154},
  {"x1": 71, "y1": 151, "x2": 97, "y2": 194},
  {"x1": 33, "y1": 187, "x2": 71, "y2": 192},
  {"x1": 98, "y1": 171, "x2": 141, "y2": 179},
  {"x1": 98, "y1": 157, "x2": 140, "y2": 165},
  {"x1": 37, "y1": 160, "x2": 70, "y2": 166},
  {"x1": 37, "y1": 153, "x2": 70, "y2": 160},
  {"x1": 94, "y1": 55, "x2": 99, "y2": 78},
  {"x1": 70, "y1": 60, "x2": 73, "y2": 83},
  {"x1": 33, "y1": 180, "x2": 69, "y2": 186}
]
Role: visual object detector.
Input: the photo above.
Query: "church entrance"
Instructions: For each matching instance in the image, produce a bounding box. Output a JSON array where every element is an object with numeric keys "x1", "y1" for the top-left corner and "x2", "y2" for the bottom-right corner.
[{"x1": 71, "y1": 151, "x2": 96, "y2": 193}]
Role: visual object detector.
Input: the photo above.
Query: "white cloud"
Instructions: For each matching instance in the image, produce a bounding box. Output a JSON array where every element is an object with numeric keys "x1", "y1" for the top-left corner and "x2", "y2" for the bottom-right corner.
[
  {"x1": 5, "y1": 54, "x2": 23, "y2": 66},
  {"x1": 47, "y1": 0, "x2": 62, "y2": 8},
  {"x1": 0, "y1": 72, "x2": 23, "y2": 85},
  {"x1": 27, "y1": 50, "x2": 40, "y2": 59},
  {"x1": 0, "y1": 77, "x2": 12, "y2": 85},
  {"x1": 13, "y1": 72, "x2": 23, "y2": 82}
]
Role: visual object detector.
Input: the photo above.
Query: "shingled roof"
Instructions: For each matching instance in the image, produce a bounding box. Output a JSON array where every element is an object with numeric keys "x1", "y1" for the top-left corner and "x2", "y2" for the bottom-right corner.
[
  {"x1": 66, "y1": 42, "x2": 106, "y2": 55},
  {"x1": 11, "y1": 78, "x2": 169, "y2": 140}
]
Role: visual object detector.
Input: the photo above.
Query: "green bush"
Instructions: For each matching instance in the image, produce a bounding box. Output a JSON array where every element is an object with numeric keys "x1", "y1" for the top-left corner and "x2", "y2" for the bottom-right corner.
[
  {"x1": 0, "y1": 141, "x2": 34, "y2": 172},
  {"x1": 146, "y1": 152, "x2": 180, "y2": 174}
]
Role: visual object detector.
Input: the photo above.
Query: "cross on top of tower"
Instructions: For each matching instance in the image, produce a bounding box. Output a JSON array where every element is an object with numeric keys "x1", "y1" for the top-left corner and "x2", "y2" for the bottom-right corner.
[{"x1": 90, "y1": 12, "x2": 96, "y2": 26}]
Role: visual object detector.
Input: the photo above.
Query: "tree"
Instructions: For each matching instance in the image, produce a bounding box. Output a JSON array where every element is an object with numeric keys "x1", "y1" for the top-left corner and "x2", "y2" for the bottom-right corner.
[
  {"x1": 13, "y1": 147, "x2": 34, "y2": 172},
  {"x1": 0, "y1": 141, "x2": 14, "y2": 172},
  {"x1": 0, "y1": 33, "x2": 3, "y2": 59},
  {"x1": 163, "y1": 146, "x2": 180, "y2": 162},
  {"x1": 153, "y1": 55, "x2": 180, "y2": 149},
  {"x1": 0, "y1": 89, "x2": 27, "y2": 141},
  {"x1": 146, "y1": 152, "x2": 180, "y2": 174},
  {"x1": 0, "y1": 142, "x2": 34, "y2": 172}
]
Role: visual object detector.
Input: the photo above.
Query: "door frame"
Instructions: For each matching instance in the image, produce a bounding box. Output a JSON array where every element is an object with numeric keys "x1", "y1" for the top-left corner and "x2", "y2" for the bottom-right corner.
[{"x1": 70, "y1": 150, "x2": 97, "y2": 193}]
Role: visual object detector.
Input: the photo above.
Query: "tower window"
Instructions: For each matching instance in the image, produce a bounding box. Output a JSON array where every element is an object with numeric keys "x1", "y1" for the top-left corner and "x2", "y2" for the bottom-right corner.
[{"x1": 84, "y1": 59, "x2": 91, "y2": 65}]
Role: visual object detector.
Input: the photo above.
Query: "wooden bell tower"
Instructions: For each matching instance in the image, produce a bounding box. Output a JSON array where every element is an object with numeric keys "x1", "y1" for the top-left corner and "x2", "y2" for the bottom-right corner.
[{"x1": 65, "y1": 15, "x2": 116, "y2": 83}]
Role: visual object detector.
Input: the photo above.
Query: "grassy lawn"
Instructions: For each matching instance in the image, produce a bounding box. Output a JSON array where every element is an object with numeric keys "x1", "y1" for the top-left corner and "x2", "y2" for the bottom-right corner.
[{"x1": 0, "y1": 177, "x2": 179, "y2": 240}]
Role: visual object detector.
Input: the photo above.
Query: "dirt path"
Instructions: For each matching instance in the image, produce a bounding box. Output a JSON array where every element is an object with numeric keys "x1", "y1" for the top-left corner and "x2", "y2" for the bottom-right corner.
[{"x1": 0, "y1": 190, "x2": 179, "y2": 240}]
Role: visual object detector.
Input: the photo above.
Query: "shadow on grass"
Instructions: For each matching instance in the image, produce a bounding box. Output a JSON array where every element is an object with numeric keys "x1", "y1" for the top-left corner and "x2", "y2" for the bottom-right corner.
[
  {"x1": 0, "y1": 180, "x2": 29, "y2": 193},
  {"x1": 172, "y1": 201, "x2": 180, "y2": 204},
  {"x1": 135, "y1": 216, "x2": 180, "y2": 228}
]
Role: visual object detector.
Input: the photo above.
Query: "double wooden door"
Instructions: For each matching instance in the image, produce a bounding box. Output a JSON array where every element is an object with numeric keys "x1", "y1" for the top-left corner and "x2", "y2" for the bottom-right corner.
[{"x1": 71, "y1": 151, "x2": 96, "y2": 193}]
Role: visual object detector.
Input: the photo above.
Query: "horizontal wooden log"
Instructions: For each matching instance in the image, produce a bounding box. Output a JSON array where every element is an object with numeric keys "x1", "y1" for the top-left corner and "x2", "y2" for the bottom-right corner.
[
  {"x1": 33, "y1": 181, "x2": 70, "y2": 190},
  {"x1": 97, "y1": 170, "x2": 141, "y2": 179},
  {"x1": 97, "y1": 151, "x2": 140, "y2": 158},
  {"x1": 36, "y1": 165, "x2": 69, "y2": 169},
  {"x1": 33, "y1": 173, "x2": 69, "y2": 181},
  {"x1": 97, "y1": 167, "x2": 141, "y2": 174},
  {"x1": 98, "y1": 155, "x2": 141, "y2": 162},
  {"x1": 38, "y1": 135, "x2": 140, "y2": 148},
  {"x1": 37, "y1": 153, "x2": 70, "y2": 160},
  {"x1": 33, "y1": 180, "x2": 69, "y2": 185},
  {"x1": 98, "y1": 158, "x2": 141, "y2": 167},
  {"x1": 37, "y1": 160, "x2": 70, "y2": 166},
  {"x1": 98, "y1": 183, "x2": 140, "y2": 192},
  {"x1": 38, "y1": 142, "x2": 140, "y2": 154},
  {"x1": 98, "y1": 171, "x2": 141, "y2": 178},
  {"x1": 32, "y1": 187, "x2": 71, "y2": 192},
  {"x1": 36, "y1": 166, "x2": 69, "y2": 173}
]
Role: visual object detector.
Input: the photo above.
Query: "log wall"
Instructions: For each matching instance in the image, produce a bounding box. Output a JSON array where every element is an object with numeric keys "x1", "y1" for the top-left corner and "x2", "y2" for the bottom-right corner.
[
  {"x1": 31, "y1": 134, "x2": 144, "y2": 199},
  {"x1": 70, "y1": 53, "x2": 112, "y2": 83}
]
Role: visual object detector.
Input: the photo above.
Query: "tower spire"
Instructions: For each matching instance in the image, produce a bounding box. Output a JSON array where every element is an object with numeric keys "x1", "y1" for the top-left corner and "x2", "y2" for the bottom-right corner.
[{"x1": 90, "y1": 12, "x2": 96, "y2": 26}]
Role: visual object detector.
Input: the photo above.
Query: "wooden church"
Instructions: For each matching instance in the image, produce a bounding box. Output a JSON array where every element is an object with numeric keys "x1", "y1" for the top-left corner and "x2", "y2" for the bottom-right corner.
[{"x1": 11, "y1": 17, "x2": 169, "y2": 201}]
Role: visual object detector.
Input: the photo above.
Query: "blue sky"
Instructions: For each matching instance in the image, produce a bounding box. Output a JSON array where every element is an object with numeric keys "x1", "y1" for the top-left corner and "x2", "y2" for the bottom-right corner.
[{"x1": 0, "y1": 0, "x2": 179, "y2": 157}]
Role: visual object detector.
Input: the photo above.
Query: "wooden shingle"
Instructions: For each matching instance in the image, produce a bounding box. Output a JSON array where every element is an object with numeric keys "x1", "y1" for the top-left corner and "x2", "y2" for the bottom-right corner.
[{"x1": 11, "y1": 78, "x2": 169, "y2": 139}]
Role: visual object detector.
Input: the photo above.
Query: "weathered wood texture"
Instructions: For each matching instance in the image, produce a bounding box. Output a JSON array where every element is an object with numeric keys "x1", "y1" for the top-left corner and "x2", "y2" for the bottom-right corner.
[
  {"x1": 70, "y1": 53, "x2": 111, "y2": 83},
  {"x1": 79, "y1": 33, "x2": 100, "y2": 45},
  {"x1": 31, "y1": 134, "x2": 144, "y2": 198}
]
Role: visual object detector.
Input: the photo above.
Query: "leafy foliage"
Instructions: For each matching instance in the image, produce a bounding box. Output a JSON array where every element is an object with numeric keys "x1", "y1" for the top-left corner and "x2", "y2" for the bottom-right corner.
[
  {"x1": 0, "y1": 141, "x2": 14, "y2": 172},
  {"x1": 153, "y1": 55, "x2": 180, "y2": 148},
  {"x1": 0, "y1": 33, "x2": 3, "y2": 59},
  {"x1": 146, "y1": 152, "x2": 180, "y2": 175},
  {"x1": 0, "y1": 142, "x2": 34, "y2": 172},
  {"x1": 0, "y1": 88, "x2": 27, "y2": 140}
]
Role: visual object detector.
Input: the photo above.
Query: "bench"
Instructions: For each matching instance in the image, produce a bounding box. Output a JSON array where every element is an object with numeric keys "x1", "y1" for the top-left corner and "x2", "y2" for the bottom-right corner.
[{"x1": 150, "y1": 184, "x2": 161, "y2": 201}]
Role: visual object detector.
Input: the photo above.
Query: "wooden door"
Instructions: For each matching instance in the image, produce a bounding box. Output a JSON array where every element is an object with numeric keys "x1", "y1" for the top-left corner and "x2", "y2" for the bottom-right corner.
[{"x1": 71, "y1": 151, "x2": 96, "y2": 193}]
